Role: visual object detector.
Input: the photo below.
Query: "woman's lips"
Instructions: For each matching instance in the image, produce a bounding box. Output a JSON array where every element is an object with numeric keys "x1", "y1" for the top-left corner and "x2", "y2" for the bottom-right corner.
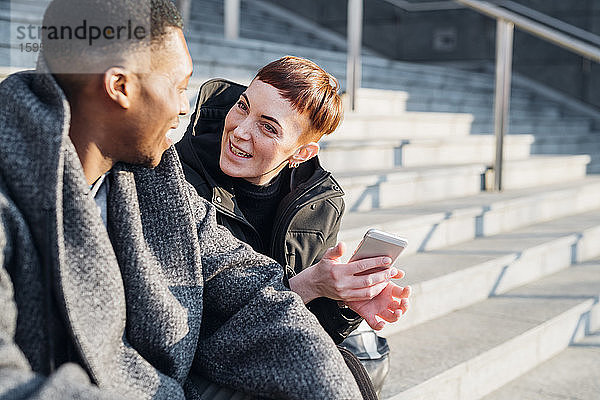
[{"x1": 229, "y1": 140, "x2": 252, "y2": 158}]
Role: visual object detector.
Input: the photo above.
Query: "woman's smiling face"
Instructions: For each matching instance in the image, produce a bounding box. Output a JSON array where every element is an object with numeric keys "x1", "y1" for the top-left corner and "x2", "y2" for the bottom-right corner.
[{"x1": 219, "y1": 79, "x2": 311, "y2": 185}]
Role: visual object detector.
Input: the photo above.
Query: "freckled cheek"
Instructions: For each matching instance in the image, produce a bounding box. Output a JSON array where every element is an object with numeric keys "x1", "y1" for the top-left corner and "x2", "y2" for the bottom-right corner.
[{"x1": 255, "y1": 141, "x2": 283, "y2": 166}]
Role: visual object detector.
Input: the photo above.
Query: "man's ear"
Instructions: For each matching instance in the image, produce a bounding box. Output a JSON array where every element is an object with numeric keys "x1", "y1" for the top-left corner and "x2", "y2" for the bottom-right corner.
[
  {"x1": 290, "y1": 142, "x2": 320, "y2": 164},
  {"x1": 103, "y1": 67, "x2": 131, "y2": 109}
]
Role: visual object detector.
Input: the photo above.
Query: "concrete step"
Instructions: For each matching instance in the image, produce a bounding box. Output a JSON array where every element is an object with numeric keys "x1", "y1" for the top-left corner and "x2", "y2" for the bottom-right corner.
[
  {"x1": 487, "y1": 155, "x2": 590, "y2": 190},
  {"x1": 0, "y1": 2, "x2": 47, "y2": 14},
  {"x1": 338, "y1": 177, "x2": 600, "y2": 257},
  {"x1": 532, "y1": 134, "x2": 600, "y2": 153},
  {"x1": 380, "y1": 209, "x2": 600, "y2": 335},
  {"x1": 339, "y1": 88, "x2": 563, "y2": 126},
  {"x1": 181, "y1": 34, "x2": 542, "y2": 109},
  {"x1": 362, "y1": 84, "x2": 536, "y2": 108},
  {"x1": 381, "y1": 259, "x2": 600, "y2": 400},
  {"x1": 471, "y1": 118, "x2": 593, "y2": 136},
  {"x1": 189, "y1": 0, "x2": 349, "y2": 52},
  {"x1": 404, "y1": 99, "x2": 562, "y2": 120},
  {"x1": 335, "y1": 156, "x2": 587, "y2": 209},
  {"x1": 404, "y1": 94, "x2": 560, "y2": 117},
  {"x1": 0, "y1": 8, "x2": 42, "y2": 24},
  {"x1": 526, "y1": 134, "x2": 600, "y2": 173},
  {"x1": 319, "y1": 135, "x2": 533, "y2": 171},
  {"x1": 482, "y1": 323, "x2": 600, "y2": 400},
  {"x1": 343, "y1": 88, "x2": 559, "y2": 120},
  {"x1": 532, "y1": 141, "x2": 600, "y2": 156},
  {"x1": 336, "y1": 112, "x2": 474, "y2": 139},
  {"x1": 335, "y1": 164, "x2": 486, "y2": 212},
  {"x1": 342, "y1": 88, "x2": 410, "y2": 115},
  {"x1": 532, "y1": 132, "x2": 600, "y2": 146}
]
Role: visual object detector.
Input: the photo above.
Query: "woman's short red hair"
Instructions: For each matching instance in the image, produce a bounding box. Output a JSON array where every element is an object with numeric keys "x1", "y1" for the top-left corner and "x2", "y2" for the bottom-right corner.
[{"x1": 255, "y1": 56, "x2": 343, "y2": 142}]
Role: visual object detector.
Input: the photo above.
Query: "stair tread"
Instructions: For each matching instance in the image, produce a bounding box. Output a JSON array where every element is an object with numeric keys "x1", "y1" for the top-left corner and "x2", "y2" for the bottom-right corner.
[
  {"x1": 321, "y1": 134, "x2": 534, "y2": 148},
  {"x1": 381, "y1": 259, "x2": 600, "y2": 398},
  {"x1": 334, "y1": 163, "x2": 487, "y2": 179},
  {"x1": 334, "y1": 155, "x2": 588, "y2": 179},
  {"x1": 340, "y1": 176, "x2": 600, "y2": 232},
  {"x1": 483, "y1": 326, "x2": 600, "y2": 399},
  {"x1": 386, "y1": 209, "x2": 600, "y2": 285}
]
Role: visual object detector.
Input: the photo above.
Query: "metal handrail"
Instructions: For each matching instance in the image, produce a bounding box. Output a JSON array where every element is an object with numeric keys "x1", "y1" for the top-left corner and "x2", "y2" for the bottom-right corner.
[
  {"x1": 380, "y1": 0, "x2": 463, "y2": 12},
  {"x1": 456, "y1": 0, "x2": 600, "y2": 63},
  {"x1": 345, "y1": 0, "x2": 600, "y2": 190},
  {"x1": 455, "y1": 0, "x2": 600, "y2": 190},
  {"x1": 492, "y1": 0, "x2": 600, "y2": 47}
]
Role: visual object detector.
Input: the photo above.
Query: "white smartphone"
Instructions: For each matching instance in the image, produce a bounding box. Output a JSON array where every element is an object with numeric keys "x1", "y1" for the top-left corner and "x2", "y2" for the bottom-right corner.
[{"x1": 349, "y1": 229, "x2": 408, "y2": 275}]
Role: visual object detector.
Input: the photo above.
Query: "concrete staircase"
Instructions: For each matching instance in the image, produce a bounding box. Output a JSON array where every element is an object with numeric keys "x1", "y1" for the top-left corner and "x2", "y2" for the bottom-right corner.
[
  {"x1": 329, "y1": 88, "x2": 600, "y2": 400},
  {"x1": 1, "y1": 1, "x2": 600, "y2": 399},
  {"x1": 188, "y1": 0, "x2": 350, "y2": 53}
]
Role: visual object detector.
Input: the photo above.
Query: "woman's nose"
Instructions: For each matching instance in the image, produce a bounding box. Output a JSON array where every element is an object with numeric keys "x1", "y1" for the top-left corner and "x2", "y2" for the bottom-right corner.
[{"x1": 232, "y1": 121, "x2": 252, "y2": 141}]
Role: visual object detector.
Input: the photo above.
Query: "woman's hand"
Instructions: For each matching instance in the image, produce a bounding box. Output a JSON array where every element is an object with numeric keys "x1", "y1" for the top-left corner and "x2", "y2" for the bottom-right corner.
[
  {"x1": 347, "y1": 283, "x2": 411, "y2": 330},
  {"x1": 288, "y1": 242, "x2": 401, "y2": 304}
]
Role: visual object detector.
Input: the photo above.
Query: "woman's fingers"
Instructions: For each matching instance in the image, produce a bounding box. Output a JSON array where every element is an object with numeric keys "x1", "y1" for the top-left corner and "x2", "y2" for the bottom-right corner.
[
  {"x1": 399, "y1": 298, "x2": 409, "y2": 314},
  {"x1": 351, "y1": 267, "x2": 398, "y2": 289},
  {"x1": 391, "y1": 284, "x2": 411, "y2": 299},
  {"x1": 350, "y1": 256, "x2": 393, "y2": 276},
  {"x1": 377, "y1": 309, "x2": 400, "y2": 323},
  {"x1": 343, "y1": 280, "x2": 389, "y2": 301},
  {"x1": 387, "y1": 299, "x2": 402, "y2": 311},
  {"x1": 363, "y1": 315, "x2": 385, "y2": 331},
  {"x1": 391, "y1": 269, "x2": 405, "y2": 279}
]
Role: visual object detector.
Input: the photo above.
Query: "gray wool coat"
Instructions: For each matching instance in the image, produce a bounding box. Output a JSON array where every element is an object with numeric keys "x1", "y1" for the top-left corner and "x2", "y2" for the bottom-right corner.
[{"x1": 0, "y1": 69, "x2": 362, "y2": 400}]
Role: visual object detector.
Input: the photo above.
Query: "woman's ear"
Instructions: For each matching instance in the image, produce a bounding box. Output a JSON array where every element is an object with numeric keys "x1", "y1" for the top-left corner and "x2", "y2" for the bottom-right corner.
[
  {"x1": 290, "y1": 142, "x2": 320, "y2": 165},
  {"x1": 103, "y1": 67, "x2": 131, "y2": 109}
]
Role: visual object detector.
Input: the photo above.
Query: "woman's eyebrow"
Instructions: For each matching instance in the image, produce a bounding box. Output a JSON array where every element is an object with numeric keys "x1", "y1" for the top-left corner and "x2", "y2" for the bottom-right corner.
[
  {"x1": 241, "y1": 93, "x2": 250, "y2": 106},
  {"x1": 242, "y1": 92, "x2": 283, "y2": 129},
  {"x1": 261, "y1": 115, "x2": 282, "y2": 129}
]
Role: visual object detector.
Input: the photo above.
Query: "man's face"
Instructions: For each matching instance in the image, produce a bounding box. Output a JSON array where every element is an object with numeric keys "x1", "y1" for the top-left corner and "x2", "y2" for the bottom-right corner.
[{"x1": 120, "y1": 28, "x2": 193, "y2": 167}]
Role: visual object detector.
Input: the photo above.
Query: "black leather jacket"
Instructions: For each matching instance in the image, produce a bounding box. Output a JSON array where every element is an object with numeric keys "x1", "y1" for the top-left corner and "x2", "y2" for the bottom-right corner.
[{"x1": 176, "y1": 79, "x2": 362, "y2": 343}]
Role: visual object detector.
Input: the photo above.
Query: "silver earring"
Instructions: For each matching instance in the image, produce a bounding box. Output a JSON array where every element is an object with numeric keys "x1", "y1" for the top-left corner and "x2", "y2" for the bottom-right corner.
[{"x1": 289, "y1": 160, "x2": 300, "y2": 168}]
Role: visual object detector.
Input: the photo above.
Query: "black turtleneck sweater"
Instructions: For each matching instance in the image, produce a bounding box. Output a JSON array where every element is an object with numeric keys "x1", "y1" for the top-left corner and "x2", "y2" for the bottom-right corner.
[{"x1": 232, "y1": 168, "x2": 291, "y2": 253}]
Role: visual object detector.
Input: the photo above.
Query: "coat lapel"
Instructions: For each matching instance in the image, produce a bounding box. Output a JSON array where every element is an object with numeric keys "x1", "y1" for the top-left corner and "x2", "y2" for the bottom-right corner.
[
  {"x1": 55, "y1": 139, "x2": 133, "y2": 388},
  {"x1": 107, "y1": 151, "x2": 205, "y2": 383}
]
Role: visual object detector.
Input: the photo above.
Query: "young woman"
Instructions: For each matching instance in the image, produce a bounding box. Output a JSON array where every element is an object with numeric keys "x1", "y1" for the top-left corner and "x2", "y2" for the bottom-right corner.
[{"x1": 176, "y1": 57, "x2": 410, "y2": 390}]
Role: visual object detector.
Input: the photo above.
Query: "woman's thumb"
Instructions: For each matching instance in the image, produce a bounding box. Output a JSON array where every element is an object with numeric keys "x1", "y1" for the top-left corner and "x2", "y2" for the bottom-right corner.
[{"x1": 323, "y1": 242, "x2": 345, "y2": 261}]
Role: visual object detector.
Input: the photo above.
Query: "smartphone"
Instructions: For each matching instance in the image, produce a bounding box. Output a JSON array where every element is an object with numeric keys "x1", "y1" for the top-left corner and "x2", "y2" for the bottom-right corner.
[{"x1": 349, "y1": 229, "x2": 408, "y2": 276}]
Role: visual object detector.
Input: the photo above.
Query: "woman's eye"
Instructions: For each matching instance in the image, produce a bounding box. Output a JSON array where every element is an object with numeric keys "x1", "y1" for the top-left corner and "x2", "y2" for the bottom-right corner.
[
  {"x1": 237, "y1": 100, "x2": 248, "y2": 112},
  {"x1": 263, "y1": 123, "x2": 277, "y2": 135}
]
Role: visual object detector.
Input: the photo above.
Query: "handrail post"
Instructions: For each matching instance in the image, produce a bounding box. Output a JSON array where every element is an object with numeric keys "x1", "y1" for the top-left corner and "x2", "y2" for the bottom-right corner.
[
  {"x1": 347, "y1": 0, "x2": 363, "y2": 111},
  {"x1": 225, "y1": 0, "x2": 241, "y2": 40},
  {"x1": 493, "y1": 18, "x2": 514, "y2": 191},
  {"x1": 176, "y1": 0, "x2": 192, "y2": 28}
]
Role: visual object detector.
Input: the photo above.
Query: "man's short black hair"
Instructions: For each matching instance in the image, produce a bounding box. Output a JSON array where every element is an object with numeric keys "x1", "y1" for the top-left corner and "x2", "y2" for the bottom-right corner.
[{"x1": 41, "y1": 0, "x2": 183, "y2": 74}]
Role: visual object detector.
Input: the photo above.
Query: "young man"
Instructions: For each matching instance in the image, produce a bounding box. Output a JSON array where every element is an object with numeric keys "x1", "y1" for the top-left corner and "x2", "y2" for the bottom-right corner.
[{"x1": 0, "y1": 0, "x2": 362, "y2": 399}]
